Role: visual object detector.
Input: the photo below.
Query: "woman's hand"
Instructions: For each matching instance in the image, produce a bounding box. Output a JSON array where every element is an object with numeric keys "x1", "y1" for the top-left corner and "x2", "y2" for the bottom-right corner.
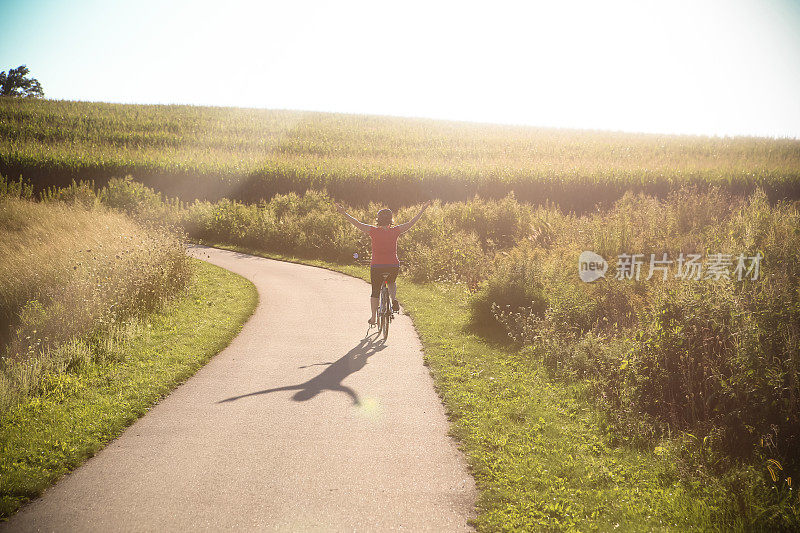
[
  {"x1": 396, "y1": 199, "x2": 433, "y2": 234},
  {"x1": 334, "y1": 202, "x2": 371, "y2": 234}
]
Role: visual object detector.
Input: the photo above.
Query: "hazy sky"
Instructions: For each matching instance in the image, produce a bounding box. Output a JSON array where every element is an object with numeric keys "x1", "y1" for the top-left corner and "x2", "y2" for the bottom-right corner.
[{"x1": 2, "y1": 0, "x2": 799, "y2": 138}]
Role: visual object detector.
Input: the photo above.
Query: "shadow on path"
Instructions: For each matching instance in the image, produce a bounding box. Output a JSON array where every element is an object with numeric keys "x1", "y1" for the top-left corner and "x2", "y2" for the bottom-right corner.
[{"x1": 218, "y1": 333, "x2": 387, "y2": 406}]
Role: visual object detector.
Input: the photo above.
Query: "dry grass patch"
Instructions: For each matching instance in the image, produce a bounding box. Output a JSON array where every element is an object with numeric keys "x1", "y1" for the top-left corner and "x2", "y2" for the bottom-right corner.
[{"x1": 0, "y1": 192, "x2": 190, "y2": 414}]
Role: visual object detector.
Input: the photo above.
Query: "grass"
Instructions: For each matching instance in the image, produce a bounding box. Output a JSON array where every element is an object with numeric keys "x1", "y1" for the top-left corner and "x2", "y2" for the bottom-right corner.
[
  {"x1": 0, "y1": 189, "x2": 191, "y2": 415},
  {"x1": 0, "y1": 259, "x2": 257, "y2": 519},
  {"x1": 3, "y1": 99, "x2": 800, "y2": 210},
  {"x1": 199, "y1": 243, "x2": 775, "y2": 531},
  {"x1": 402, "y1": 282, "x2": 718, "y2": 531}
]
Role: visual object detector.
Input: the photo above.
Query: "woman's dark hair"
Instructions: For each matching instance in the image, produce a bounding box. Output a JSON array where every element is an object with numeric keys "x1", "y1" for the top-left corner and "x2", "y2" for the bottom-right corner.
[{"x1": 376, "y1": 208, "x2": 393, "y2": 226}]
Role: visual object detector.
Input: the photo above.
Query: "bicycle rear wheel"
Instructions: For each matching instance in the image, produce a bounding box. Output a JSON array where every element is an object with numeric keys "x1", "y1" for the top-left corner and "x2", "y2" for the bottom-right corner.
[{"x1": 380, "y1": 286, "x2": 390, "y2": 340}]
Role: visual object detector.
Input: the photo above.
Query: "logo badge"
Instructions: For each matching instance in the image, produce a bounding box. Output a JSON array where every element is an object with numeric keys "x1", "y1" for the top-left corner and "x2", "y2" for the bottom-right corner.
[{"x1": 579, "y1": 251, "x2": 608, "y2": 282}]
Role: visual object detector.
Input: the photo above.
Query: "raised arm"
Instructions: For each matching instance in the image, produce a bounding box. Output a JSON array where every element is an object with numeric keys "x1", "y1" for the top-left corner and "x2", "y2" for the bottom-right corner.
[
  {"x1": 395, "y1": 200, "x2": 432, "y2": 234},
  {"x1": 334, "y1": 202, "x2": 372, "y2": 234}
]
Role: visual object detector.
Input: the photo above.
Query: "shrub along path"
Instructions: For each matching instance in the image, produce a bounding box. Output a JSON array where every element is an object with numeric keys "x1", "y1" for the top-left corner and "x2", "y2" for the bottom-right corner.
[{"x1": 3, "y1": 245, "x2": 475, "y2": 531}]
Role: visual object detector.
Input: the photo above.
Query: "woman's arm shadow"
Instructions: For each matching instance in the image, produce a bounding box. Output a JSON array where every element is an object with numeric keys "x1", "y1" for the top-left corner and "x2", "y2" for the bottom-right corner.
[{"x1": 217, "y1": 334, "x2": 387, "y2": 407}]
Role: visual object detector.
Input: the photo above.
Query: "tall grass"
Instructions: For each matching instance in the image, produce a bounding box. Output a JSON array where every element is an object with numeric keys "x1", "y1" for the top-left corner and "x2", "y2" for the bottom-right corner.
[
  {"x1": 0, "y1": 180, "x2": 190, "y2": 414},
  {"x1": 477, "y1": 189, "x2": 800, "y2": 528},
  {"x1": 2, "y1": 98, "x2": 800, "y2": 211}
]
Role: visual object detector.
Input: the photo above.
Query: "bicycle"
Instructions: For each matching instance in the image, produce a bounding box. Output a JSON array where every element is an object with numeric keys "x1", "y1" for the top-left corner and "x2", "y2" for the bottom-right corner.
[
  {"x1": 376, "y1": 272, "x2": 393, "y2": 341},
  {"x1": 354, "y1": 254, "x2": 403, "y2": 341}
]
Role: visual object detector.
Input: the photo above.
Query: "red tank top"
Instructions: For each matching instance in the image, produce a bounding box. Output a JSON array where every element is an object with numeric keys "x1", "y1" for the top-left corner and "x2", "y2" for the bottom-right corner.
[{"x1": 369, "y1": 225, "x2": 403, "y2": 266}]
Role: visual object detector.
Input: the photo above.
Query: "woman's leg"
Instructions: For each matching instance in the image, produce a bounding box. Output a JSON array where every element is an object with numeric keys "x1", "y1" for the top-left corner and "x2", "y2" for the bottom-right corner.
[
  {"x1": 387, "y1": 267, "x2": 400, "y2": 310},
  {"x1": 370, "y1": 296, "x2": 379, "y2": 323},
  {"x1": 369, "y1": 267, "x2": 382, "y2": 324}
]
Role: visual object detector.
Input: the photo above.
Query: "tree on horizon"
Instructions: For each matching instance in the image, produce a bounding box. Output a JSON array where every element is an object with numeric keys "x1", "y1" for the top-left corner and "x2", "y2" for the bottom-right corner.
[{"x1": 0, "y1": 65, "x2": 44, "y2": 98}]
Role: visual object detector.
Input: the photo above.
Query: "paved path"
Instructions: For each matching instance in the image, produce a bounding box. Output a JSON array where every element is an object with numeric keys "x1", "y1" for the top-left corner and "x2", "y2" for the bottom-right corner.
[{"x1": 3, "y1": 245, "x2": 476, "y2": 532}]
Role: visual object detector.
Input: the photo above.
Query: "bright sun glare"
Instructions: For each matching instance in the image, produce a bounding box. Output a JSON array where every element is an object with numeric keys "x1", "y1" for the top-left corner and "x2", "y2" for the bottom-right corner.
[{"x1": 1, "y1": 0, "x2": 799, "y2": 137}]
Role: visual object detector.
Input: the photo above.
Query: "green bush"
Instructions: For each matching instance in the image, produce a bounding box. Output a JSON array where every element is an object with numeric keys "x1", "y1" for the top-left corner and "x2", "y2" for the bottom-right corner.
[
  {"x1": 41, "y1": 179, "x2": 98, "y2": 208},
  {"x1": 469, "y1": 242, "x2": 547, "y2": 335},
  {"x1": 100, "y1": 176, "x2": 164, "y2": 216},
  {"x1": 482, "y1": 189, "x2": 800, "y2": 478}
]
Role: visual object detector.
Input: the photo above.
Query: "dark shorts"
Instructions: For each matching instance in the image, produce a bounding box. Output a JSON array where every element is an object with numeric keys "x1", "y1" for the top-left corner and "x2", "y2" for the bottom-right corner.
[{"x1": 370, "y1": 265, "x2": 399, "y2": 298}]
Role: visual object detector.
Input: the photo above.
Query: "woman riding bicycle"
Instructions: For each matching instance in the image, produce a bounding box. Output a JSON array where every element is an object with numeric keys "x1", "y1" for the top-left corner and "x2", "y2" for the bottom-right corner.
[{"x1": 334, "y1": 200, "x2": 432, "y2": 326}]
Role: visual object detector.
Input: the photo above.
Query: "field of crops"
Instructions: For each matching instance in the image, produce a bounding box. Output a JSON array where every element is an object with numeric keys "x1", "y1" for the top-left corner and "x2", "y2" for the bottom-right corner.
[{"x1": 2, "y1": 98, "x2": 800, "y2": 211}]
